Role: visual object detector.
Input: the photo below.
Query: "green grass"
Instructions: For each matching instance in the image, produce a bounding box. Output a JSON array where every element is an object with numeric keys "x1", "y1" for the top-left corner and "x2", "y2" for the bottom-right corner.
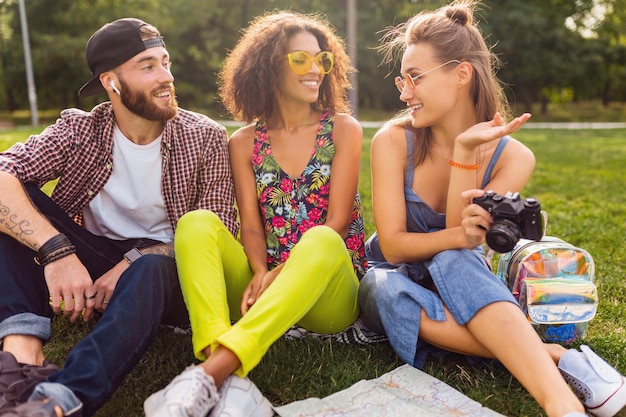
[{"x1": 1, "y1": 125, "x2": 625, "y2": 417}]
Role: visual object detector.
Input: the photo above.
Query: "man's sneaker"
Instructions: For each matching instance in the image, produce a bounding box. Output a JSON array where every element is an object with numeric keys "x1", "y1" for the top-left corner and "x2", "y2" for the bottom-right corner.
[
  {"x1": 144, "y1": 366, "x2": 219, "y2": 417},
  {"x1": 558, "y1": 345, "x2": 626, "y2": 417},
  {"x1": 0, "y1": 352, "x2": 59, "y2": 409},
  {"x1": 208, "y1": 375, "x2": 273, "y2": 417}
]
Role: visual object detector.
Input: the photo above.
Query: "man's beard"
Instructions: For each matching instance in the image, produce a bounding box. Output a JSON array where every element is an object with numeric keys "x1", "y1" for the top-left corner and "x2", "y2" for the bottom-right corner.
[{"x1": 119, "y1": 79, "x2": 178, "y2": 122}]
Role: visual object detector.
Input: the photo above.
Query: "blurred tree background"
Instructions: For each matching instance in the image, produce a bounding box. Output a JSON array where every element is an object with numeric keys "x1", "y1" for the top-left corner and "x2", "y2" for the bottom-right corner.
[{"x1": 0, "y1": 0, "x2": 625, "y2": 119}]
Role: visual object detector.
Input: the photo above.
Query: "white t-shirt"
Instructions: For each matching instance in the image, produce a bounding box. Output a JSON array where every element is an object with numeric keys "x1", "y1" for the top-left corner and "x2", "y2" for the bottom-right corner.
[{"x1": 82, "y1": 125, "x2": 173, "y2": 242}]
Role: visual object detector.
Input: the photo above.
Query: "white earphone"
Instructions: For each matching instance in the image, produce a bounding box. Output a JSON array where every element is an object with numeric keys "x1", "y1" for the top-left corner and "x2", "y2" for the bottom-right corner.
[{"x1": 109, "y1": 81, "x2": 121, "y2": 95}]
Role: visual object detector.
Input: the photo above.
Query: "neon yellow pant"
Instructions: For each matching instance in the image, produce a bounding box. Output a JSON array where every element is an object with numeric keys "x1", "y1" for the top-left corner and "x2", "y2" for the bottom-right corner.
[{"x1": 174, "y1": 210, "x2": 360, "y2": 376}]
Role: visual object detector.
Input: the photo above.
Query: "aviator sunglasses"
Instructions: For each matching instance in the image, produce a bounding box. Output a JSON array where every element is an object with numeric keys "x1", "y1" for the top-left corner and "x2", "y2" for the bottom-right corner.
[
  {"x1": 286, "y1": 51, "x2": 335, "y2": 75},
  {"x1": 394, "y1": 60, "x2": 461, "y2": 92}
]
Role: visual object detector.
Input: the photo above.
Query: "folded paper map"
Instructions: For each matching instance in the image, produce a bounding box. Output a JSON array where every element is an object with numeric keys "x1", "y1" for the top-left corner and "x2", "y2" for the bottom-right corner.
[{"x1": 274, "y1": 364, "x2": 504, "y2": 417}]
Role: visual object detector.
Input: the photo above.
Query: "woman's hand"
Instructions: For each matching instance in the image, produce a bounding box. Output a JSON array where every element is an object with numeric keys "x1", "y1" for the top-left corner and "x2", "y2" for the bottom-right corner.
[
  {"x1": 455, "y1": 112, "x2": 531, "y2": 151},
  {"x1": 240, "y1": 267, "x2": 280, "y2": 316},
  {"x1": 460, "y1": 189, "x2": 492, "y2": 248}
]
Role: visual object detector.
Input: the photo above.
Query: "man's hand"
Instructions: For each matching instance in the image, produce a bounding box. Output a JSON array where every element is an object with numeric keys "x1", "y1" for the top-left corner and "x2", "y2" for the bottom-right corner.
[
  {"x1": 92, "y1": 260, "x2": 128, "y2": 314},
  {"x1": 44, "y1": 254, "x2": 96, "y2": 323}
]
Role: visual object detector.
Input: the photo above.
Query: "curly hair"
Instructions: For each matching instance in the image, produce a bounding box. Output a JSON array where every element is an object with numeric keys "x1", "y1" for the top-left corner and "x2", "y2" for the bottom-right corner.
[
  {"x1": 218, "y1": 11, "x2": 353, "y2": 123},
  {"x1": 379, "y1": 0, "x2": 510, "y2": 167}
]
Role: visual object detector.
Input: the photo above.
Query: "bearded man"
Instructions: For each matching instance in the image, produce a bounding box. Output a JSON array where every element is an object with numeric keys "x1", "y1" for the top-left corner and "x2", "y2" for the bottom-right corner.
[{"x1": 0, "y1": 18, "x2": 237, "y2": 417}]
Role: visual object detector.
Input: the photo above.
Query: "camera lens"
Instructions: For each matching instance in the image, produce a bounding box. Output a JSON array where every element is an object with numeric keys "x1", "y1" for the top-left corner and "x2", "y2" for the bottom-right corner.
[{"x1": 486, "y1": 219, "x2": 522, "y2": 253}]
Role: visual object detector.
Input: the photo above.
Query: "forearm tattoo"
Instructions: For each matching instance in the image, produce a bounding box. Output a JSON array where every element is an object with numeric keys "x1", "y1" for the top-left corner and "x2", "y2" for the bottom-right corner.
[
  {"x1": 0, "y1": 200, "x2": 35, "y2": 249},
  {"x1": 141, "y1": 243, "x2": 175, "y2": 258}
]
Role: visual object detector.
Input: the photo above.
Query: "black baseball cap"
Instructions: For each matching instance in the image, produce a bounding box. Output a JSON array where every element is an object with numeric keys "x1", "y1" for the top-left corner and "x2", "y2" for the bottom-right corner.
[{"x1": 78, "y1": 18, "x2": 166, "y2": 97}]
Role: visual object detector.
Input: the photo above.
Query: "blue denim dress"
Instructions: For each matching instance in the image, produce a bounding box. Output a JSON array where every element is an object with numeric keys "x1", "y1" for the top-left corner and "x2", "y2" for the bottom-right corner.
[{"x1": 358, "y1": 130, "x2": 518, "y2": 368}]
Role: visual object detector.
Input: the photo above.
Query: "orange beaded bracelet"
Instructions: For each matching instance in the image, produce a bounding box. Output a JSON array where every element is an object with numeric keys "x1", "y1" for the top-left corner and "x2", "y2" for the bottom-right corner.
[{"x1": 449, "y1": 160, "x2": 479, "y2": 170}]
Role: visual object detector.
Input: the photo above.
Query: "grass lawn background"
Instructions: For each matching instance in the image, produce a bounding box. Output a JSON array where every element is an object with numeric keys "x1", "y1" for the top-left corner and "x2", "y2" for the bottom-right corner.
[{"x1": 1, "y1": 121, "x2": 625, "y2": 417}]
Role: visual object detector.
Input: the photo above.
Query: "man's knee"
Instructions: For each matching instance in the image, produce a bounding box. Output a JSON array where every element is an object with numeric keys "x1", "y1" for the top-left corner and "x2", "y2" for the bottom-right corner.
[{"x1": 122, "y1": 255, "x2": 177, "y2": 292}]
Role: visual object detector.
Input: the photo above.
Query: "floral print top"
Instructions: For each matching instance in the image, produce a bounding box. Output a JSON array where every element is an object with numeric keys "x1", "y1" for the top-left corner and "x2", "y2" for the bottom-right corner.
[{"x1": 252, "y1": 111, "x2": 367, "y2": 279}]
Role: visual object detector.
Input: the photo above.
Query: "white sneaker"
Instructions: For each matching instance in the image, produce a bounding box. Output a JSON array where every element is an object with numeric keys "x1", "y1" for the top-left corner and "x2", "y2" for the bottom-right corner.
[
  {"x1": 558, "y1": 345, "x2": 626, "y2": 417},
  {"x1": 208, "y1": 375, "x2": 273, "y2": 417},
  {"x1": 144, "y1": 366, "x2": 220, "y2": 417}
]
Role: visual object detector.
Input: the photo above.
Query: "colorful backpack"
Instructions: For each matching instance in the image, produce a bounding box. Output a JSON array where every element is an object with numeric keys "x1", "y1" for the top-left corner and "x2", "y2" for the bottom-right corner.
[{"x1": 495, "y1": 236, "x2": 598, "y2": 345}]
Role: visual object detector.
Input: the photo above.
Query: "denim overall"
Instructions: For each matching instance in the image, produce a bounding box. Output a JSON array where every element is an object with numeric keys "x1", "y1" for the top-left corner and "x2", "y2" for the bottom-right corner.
[{"x1": 358, "y1": 130, "x2": 518, "y2": 368}]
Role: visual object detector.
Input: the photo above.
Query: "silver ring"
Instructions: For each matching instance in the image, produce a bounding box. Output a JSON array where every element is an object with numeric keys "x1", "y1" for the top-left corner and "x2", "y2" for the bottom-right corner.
[
  {"x1": 103, "y1": 301, "x2": 109, "y2": 304},
  {"x1": 84, "y1": 294, "x2": 96, "y2": 300}
]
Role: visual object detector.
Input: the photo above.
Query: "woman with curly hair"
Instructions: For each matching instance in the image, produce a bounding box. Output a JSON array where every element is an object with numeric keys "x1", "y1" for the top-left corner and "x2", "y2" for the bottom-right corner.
[
  {"x1": 359, "y1": 1, "x2": 626, "y2": 417},
  {"x1": 144, "y1": 10, "x2": 366, "y2": 417}
]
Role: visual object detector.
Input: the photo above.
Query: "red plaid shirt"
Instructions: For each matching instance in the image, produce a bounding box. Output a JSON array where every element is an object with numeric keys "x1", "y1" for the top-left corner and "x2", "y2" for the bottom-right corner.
[{"x1": 0, "y1": 102, "x2": 239, "y2": 237}]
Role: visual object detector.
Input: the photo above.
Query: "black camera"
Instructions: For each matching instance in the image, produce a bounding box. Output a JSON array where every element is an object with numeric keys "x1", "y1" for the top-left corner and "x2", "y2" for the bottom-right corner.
[{"x1": 472, "y1": 191, "x2": 543, "y2": 253}]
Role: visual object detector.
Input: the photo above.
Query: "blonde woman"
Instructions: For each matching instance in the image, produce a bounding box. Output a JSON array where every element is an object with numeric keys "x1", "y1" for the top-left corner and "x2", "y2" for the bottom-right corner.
[{"x1": 359, "y1": 2, "x2": 626, "y2": 417}]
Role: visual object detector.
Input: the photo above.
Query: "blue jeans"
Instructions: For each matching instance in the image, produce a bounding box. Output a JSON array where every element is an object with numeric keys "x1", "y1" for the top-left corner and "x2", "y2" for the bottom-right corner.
[{"x1": 0, "y1": 184, "x2": 189, "y2": 416}]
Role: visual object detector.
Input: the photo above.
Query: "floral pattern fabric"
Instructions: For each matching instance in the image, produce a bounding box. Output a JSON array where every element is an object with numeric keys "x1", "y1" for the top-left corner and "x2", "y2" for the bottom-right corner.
[{"x1": 252, "y1": 111, "x2": 367, "y2": 278}]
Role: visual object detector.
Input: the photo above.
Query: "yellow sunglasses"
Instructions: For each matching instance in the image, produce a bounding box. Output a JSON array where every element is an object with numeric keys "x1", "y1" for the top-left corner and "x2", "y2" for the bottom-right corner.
[{"x1": 286, "y1": 51, "x2": 334, "y2": 75}]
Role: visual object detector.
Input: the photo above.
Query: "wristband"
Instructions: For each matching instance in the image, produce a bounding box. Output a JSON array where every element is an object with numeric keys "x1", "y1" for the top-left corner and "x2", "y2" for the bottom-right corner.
[
  {"x1": 449, "y1": 160, "x2": 479, "y2": 170},
  {"x1": 34, "y1": 233, "x2": 76, "y2": 266}
]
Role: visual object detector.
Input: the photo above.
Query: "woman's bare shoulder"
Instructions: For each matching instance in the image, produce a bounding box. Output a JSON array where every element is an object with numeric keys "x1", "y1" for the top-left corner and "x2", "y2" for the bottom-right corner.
[
  {"x1": 333, "y1": 113, "x2": 362, "y2": 133},
  {"x1": 228, "y1": 123, "x2": 256, "y2": 147},
  {"x1": 504, "y1": 136, "x2": 536, "y2": 165},
  {"x1": 372, "y1": 122, "x2": 408, "y2": 149}
]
